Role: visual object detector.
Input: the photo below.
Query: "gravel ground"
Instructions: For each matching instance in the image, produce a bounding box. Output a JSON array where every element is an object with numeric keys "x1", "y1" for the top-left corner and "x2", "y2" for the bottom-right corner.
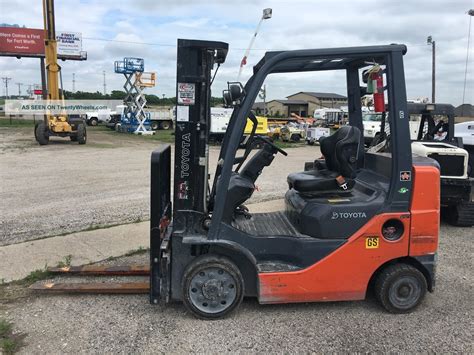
[
  {"x1": 0, "y1": 126, "x2": 313, "y2": 246},
  {"x1": 1, "y1": 124, "x2": 472, "y2": 352},
  {"x1": 1, "y1": 223, "x2": 472, "y2": 353}
]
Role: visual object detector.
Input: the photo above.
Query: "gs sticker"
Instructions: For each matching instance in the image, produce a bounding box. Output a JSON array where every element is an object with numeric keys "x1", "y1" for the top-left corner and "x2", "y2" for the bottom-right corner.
[{"x1": 365, "y1": 237, "x2": 379, "y2": 249}]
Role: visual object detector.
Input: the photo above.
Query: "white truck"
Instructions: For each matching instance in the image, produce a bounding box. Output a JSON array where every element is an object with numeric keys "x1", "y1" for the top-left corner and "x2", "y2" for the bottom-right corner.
[
  {"x1": 83, "y1": 109, "x2": 113, "y2": 126},
  {"x1": 209, "y1": 107, "x2": 234, "y2": 141},
  {"x1": 104, "y1": 105, "x2": 175, "y2": 131},
  {"x1": 455, "y1": 121, "x2": 474, "y2": 176}
]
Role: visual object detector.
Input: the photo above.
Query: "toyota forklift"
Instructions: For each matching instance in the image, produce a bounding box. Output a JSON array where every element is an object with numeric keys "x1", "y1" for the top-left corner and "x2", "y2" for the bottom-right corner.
[{"x1": 147, "y1": 39, "x2": 440, "y2": 319}]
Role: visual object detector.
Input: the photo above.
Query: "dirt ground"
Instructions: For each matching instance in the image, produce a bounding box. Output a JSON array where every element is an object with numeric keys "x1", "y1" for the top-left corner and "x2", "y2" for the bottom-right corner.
[
  {"x1": 0, "y1": 125, "x2": 313, "y2": 246},
  {"x1": 1, "y1": 123, "x2": 473, "y2": 353}
]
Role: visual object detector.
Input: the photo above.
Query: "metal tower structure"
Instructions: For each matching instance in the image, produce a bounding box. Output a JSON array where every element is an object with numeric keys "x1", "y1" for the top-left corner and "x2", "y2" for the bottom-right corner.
[{"x1": 114, "y1": 57, "x2": 156, "y2": 134}]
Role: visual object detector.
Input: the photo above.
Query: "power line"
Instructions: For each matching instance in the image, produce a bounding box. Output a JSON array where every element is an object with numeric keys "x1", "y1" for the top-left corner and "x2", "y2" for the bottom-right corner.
[
  {"x1": 1, "y1": 77, "x2": 12, "y2": 98},
  {"x1": 82, "y1": 36, "x2": 432, "y2": 52}
]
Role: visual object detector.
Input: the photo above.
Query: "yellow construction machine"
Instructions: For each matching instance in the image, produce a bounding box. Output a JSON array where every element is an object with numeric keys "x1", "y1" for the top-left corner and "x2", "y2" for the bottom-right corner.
[{"x1": 34, "y1": 0, "x2": 86, "y2": 145}]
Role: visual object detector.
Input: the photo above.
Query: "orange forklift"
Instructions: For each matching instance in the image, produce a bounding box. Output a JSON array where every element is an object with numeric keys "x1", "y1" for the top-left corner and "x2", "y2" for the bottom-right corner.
[
  {"x1": 148, "y1": 39, "x2": 440, "y2": 318},
  {"x1": 34, "y1": 39, "x2": 440, "y2": 319}
]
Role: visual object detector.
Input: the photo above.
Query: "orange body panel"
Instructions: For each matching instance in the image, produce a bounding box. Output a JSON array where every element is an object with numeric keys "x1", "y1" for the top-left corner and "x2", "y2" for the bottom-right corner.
[
  {"x1": 258, "y1": 165, "x2": 440, "y2": 304},
  {"x1": 409, "y1": 166, "x2": 440, "y2": 256}
]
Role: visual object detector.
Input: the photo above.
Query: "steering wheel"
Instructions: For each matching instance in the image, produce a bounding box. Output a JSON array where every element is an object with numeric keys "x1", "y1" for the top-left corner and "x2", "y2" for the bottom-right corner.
[{"x1": 254, "y1": 135, "x2": 288, "y2": 156}]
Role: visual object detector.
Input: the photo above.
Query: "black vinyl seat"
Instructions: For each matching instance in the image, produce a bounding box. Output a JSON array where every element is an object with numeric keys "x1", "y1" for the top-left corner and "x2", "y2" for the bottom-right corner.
[{"x1": 287, "y1": 126, "x2": 362, "y2": 194}]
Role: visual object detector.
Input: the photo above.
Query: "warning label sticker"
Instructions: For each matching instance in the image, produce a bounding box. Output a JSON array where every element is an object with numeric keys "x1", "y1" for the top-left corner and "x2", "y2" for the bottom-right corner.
[{"x1": 177, "y1": 83, "x2": 195, "y2": 105}]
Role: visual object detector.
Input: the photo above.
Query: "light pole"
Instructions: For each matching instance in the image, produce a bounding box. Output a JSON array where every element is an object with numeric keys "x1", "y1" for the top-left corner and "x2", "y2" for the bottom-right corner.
[
  {"x1": 461, "y1": 9, "x2": 474, "y2": 116},
  {"x1": 259, "y1": 84, "x2": 267, "y2": 116},
  {"x1": 237, "y1": 8, "x2": 272, "y2": 81},
  {"x1": 427, "y1": 36, "x2": 436, "y2": 103}
]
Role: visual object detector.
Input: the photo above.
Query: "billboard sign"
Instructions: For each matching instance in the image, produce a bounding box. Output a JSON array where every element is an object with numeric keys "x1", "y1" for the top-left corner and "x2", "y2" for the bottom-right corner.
[
  {"x1": 56, "y1": 31, "x2": 82, "y2": 56},
  {"x1": 0, "y1": 27, "x2": 83, "y2": 58},
  {"x1": 0, "y1": 27, "x2": 43, "y2": 55}
]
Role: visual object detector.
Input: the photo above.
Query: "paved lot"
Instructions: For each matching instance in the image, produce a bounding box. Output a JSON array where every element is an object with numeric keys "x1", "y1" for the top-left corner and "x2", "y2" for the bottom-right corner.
[{"x1": 1, "y1": 124, "x2": 472, "y2": 353}]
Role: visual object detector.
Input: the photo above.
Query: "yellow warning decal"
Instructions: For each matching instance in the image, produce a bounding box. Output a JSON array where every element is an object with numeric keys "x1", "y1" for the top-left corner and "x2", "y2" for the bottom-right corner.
[{"x1": 365, "y1": 237, "x2": 379, "y2": 249}]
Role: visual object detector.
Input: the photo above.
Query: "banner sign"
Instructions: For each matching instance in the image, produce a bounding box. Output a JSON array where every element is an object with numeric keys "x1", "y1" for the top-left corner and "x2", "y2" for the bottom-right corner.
[
  {"x1": 0, "y1": 27, "x2": 82, "y2": 57},
  {"x1": 5, "y1": 100, "x2": 122, "y2": 115}
]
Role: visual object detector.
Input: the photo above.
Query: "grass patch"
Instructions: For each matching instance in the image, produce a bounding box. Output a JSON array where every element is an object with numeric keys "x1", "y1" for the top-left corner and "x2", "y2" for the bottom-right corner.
[
  {"x1": 56, "y1": 255, "x2": 72, "y2": 268},
  {"x1": 123, "y1": 246, "x2": 148, "y2": 257},
  {"x1": 103, "y1": 128, "x2": 175, "y2": 143},
  {"x1": 0, "y1": 319, "x2": 25, "y2": 354},
  {"x1": 18, "y1": 268, "x2": 52, "y2": 286},
  {"x1": 0, "y1": 118, "x2": 36, "y2": 128}
]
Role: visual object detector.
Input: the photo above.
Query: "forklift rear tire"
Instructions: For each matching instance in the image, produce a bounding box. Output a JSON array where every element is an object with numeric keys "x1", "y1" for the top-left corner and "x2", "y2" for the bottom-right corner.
[
  {"x1": 77, "y1": 123, "x2": 87, "y2": 145},
  {"x1": 35, "y1": 121, "x2": 49, "y2": 145},
  {"x1": 374, "y1": 263, "x2": 427, "y2": 313},
  {"x1": 182, "y1": 255, "x2": 244, "y2": 319}
]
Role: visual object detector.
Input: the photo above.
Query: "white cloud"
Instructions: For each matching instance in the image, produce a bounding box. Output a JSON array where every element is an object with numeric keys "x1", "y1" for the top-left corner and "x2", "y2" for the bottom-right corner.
[{"x1": 0, "y1": 0, "x2": 472, "y2": 104}]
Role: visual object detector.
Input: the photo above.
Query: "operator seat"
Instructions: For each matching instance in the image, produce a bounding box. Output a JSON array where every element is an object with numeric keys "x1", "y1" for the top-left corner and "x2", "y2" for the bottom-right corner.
[
  {"x1": 287, "y1": 126, "x2": 362, "y2": 194},
  {"x1": 221, "y1": 144, "x2": 276, "y2": 222}
]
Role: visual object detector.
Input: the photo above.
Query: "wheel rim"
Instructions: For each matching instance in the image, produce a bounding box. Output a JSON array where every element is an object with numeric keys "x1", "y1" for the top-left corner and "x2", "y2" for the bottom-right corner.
[
  {"x1": 188, "y1": 266, "x2": 237, "y2": 314},
  {"x1": 388, "y1": 276, "x2": 422, "y2": 310}
]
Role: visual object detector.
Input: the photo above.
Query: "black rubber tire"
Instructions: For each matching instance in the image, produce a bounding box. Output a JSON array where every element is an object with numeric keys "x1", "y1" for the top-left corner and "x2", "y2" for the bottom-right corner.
[
  {"x1": 374, "y1": 264, "x2": 427, "y2": 313},
  {"x1": 307, "y1": 140, "x2": 315, "y2": 146},
  {"x1": 77, "y1": 123, "x2": 87, "y2": 145},
  {"x1": 35, "y1": 121, "x2": 49, "y2": 145},
  {"x1": 150, "y1": 121, "x2": 160, "y2": 131},
  {"x1": 182, "y1": 255, "x2": 244, "y2": 319},
  {"x1": 160, "y1": 121, "x2": 172, "y2": 130},
  {"x1": 88, "y1": 118, "x2": 98, "y2": 126},
  {"x1": 444, "y1": 202, "x2": 474, "y2": 227},
  {"x1": 70, "y1": 135, "x2": 78, "y2": 142},
  {"x1": 290, "y1": 134, "x2": 301, "y2": 142}
]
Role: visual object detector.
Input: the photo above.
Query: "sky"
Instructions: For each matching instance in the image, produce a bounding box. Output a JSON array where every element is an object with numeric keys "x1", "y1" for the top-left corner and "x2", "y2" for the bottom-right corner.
[{"x1": 0, "y1": 0, "x2": 473, "y2": 105}]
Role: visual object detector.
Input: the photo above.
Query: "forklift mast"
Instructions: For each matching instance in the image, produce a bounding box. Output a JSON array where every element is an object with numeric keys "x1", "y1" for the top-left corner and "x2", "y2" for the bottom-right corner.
[{"x1": 173, "y1": 40, "x2": 228, "y2": 216}]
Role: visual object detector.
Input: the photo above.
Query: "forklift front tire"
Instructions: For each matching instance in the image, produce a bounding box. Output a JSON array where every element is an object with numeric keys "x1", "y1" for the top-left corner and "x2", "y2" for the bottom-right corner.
[
  {"x1": 374, "y1": 263, "x2": 427, "y2": 314},
  {"x1": 35, "y1": 121, "x2": 49, "y2": 145},
  {"x1": 182, "y1": 255, "x2": 244, "y2": 319},
  {"x1": 77, "y1": 123, "x2": 87, "y2": 145}
]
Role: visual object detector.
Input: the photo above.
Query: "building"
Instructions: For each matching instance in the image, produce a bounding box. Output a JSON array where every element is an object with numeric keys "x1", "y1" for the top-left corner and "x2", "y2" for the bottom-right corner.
[
  {"x1": 263, "y1": 92, "x2": 348, "y2": 117},
  {"x1": 455, "y1": 104, "x2": 474, "y2": 118}
]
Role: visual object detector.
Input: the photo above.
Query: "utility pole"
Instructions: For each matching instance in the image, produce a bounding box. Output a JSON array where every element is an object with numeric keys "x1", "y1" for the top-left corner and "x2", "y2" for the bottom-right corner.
[
  {"x1": 16, "y1": 83, "x2": 23, "y2": 96},
  {"x1": 2, "y1": 77, "x2": 12, "y2": 98},
  {"x1": 259, "y1": 84, "x2": 267, "y2": 116},
  {"x1": 462, "y1": 9, "x2": 474, "y2": 116},
  {"x1": 427, "y1": 36, "x2": 436, "y2": 103},
  {"x1": 72, "y1": 72, "x2": 76, "y2": 92},
  {"x1": 103, "y1": 70, "x2": 106, "y2": 95}
]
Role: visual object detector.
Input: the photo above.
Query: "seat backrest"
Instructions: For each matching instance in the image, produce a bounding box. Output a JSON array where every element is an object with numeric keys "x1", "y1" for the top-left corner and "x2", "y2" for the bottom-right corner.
[{"x1": 319, "y1": 126, "x2": 362, "y2": 178}]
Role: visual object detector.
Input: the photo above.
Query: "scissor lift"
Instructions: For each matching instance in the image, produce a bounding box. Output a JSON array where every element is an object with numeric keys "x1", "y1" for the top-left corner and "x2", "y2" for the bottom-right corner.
[{"x1": 114, "y1": 57, "x2": 156, "y2": 135}]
